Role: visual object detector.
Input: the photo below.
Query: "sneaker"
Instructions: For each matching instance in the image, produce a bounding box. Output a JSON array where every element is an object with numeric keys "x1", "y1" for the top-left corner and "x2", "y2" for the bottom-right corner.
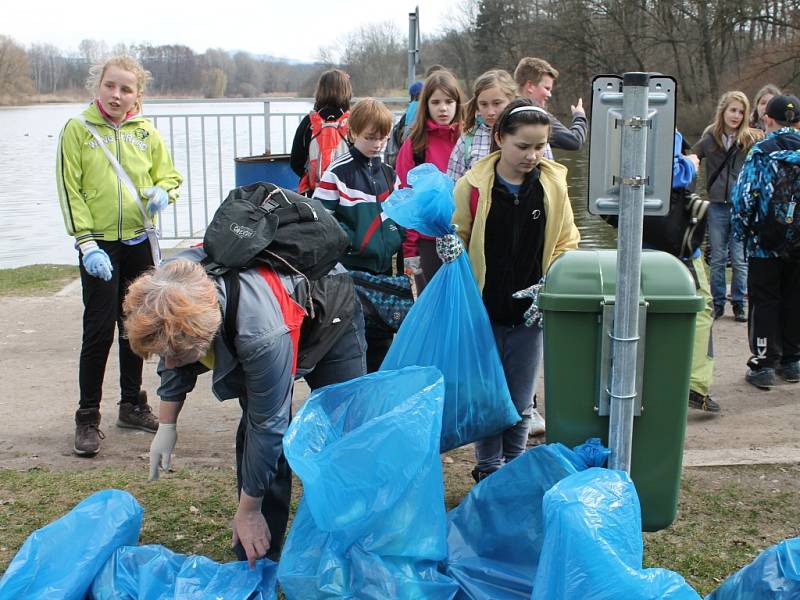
[
  {"x1": 745, "y1": 367, "x2": 777, "y2": 390},
  {"x1": 117, "y1": 391, "x2": 159, "y2": 433},
  {"x1": 530, "y1": 408, "x2": 546, "y2": 437},
  {"x1": 732, "y1": 302, "x2": 747, "y2": 322},
  {"x1": 74, "y1": 408, "x2": 104, "y2": 456},
  {"x1": 713, "y1": 304, "x2": 725, "y2": 320},
  {"x1": 777, "y1": 361, "x2": 800, "y2": 383},
  {"x1": 688, "y1": 390, "x2": 721, "y2": 413}
]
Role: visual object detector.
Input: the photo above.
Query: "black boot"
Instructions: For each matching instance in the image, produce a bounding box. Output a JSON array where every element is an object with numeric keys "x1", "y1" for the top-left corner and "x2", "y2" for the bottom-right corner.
[{"x1": 74, "y1": 408, "x2": 104, "y2": 456}]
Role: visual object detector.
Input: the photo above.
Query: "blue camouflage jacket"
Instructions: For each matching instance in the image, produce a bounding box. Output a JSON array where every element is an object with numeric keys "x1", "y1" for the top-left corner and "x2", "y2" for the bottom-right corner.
[{"x1": 731, "y1": 127, "x2": 800, "y2": 258}]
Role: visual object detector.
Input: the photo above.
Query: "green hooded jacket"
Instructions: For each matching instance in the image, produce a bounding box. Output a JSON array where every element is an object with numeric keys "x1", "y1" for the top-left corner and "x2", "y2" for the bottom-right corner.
[{"x1": 56, "y1": 102, "x2": 183, "y2": 253}]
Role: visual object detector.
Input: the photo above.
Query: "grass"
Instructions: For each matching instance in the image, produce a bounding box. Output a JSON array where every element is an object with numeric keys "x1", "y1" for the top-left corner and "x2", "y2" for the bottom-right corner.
[
  {"x1": 0, "y1": 264, "x2": 78, "y2": 296},
  {"x1": 1, "y1": 460, "x2": 799, "y2": 595}
]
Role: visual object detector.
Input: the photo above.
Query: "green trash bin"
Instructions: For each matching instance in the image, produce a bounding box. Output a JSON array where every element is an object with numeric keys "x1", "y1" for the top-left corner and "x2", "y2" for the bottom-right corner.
[{"x1": 539, "y1": 249, "x2": 705, "y2": 531}]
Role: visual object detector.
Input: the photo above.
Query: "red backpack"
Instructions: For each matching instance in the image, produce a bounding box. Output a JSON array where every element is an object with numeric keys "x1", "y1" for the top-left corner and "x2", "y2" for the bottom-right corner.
[{"x1": 298, "y1": 110, "x2": 350, "y2": 195}]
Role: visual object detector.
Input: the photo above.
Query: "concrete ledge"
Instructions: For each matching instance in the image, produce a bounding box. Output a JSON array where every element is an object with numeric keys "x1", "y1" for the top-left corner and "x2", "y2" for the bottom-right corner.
[{"x1": 684, "y1": 446, "x2": 800, "y2": 467}]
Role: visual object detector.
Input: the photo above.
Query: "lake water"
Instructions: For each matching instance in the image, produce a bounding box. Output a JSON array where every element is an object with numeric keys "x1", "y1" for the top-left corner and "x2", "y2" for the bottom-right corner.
[{"x1": 0, "y1": 102, "x2": 614, "y2": 269}]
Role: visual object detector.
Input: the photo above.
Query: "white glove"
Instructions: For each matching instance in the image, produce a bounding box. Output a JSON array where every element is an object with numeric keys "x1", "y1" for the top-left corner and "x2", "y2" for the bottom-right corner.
[{"x1": 149, "y1": 423, "x2": 177, "y2": 481}]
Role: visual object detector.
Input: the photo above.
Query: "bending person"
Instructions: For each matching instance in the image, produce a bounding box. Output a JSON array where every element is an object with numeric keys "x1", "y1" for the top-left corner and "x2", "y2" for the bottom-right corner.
[{"x1": 123, "y1": 247, "x2": 366, "y2": 564}]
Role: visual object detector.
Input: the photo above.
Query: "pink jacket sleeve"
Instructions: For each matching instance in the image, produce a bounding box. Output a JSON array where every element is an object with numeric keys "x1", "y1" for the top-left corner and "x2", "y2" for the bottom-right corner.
[{"x1": 395, "y1": 139, "x2": 414, "y2": 188}]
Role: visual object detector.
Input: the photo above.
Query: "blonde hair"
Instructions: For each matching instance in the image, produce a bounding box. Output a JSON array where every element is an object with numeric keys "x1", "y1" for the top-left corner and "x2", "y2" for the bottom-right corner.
[
  {"x1": 513, "y1": 57, "x2": 559, "y2": 90},
  {"x1": 464, "y1": 69, "x2": 517, "y2": 132},
  {"x1": 348, "y1": 97, "x2": 394, "y2": 137},
  {"x1": 703, "y1": 90, "x2": 761, "y2": 152},
  {"x1": 86, "y1": 54, "x2": 151, "y2": 115},
  {"x1": 408, "y1": 70, "x2": 464, "y2": 157},
  {"x1": 123, "y1": 260, "x2": 221, "y2": 360}
]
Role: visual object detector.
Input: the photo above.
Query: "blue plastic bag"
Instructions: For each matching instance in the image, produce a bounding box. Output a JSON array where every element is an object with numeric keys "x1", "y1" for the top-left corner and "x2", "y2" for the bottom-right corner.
[
  {"x1": 381, "y1": 164, "x2": 519, "y2": 452},
  {"x1": 89, "y1": 545, "x2": 278, "y2": 599},
  {"x1": 706, "y1": 537, "x2": 800, "y2": 599},
  {"x1": 444, "y1": 444, "x2": 591, "y2": 600},
  {"x1": 532, "y1": 468, "x2": 701, "y2": 600},
  {"x1": 0, "y1": 489, "x2": 143, "y2": 600},
  {"x1": 278, "y1": 367, "x2": 459, "y2": 599}
]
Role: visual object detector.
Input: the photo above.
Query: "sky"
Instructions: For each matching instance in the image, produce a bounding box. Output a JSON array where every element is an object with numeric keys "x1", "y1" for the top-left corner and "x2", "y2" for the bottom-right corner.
[{"x1": 4, "y1": 0, "x2": 454, "y2": 63}]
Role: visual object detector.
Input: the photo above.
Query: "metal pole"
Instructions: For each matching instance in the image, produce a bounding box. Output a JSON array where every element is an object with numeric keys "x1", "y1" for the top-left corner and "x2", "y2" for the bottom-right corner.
[
  {"x1": 608, "y1": 72, "x2": 650, "y2": 473},
  {"x1": 408, "y1": 8, "x2": 418, "y2": 87}
]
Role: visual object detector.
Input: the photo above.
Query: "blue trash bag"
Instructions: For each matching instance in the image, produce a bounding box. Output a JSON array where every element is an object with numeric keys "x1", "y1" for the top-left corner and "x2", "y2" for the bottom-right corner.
[
  {"x1": 532, "y1": 468, "x2": 701, "y2": 600},
  {"x1": 0, "y1": 489, "x2": 143, "y2": 600},
  {"x1": 705, "y1": 537, "x2": 800, "y2": 599},
  {"x1": 381, "y1": 164, "x2": 519, "y2": 452},
  {"x1": 443, "y1": 441, "x2": 607, "y2": 600},
  {"x1": 278, "y1": 366, "x2": 459, "y2": 599},
  {"x1": 89, "y1": 544, "x2": 278, "y2": 600}
]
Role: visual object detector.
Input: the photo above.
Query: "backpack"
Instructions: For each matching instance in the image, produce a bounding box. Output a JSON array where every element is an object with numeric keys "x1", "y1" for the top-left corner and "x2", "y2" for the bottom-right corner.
[
  {"x1": 603, "y1": 188, "x2": 709, "y2": 259},
  {"x1": 753, "y1": 136, "x2": 800, "y2": 258},
  {"x1": 203, "y1": 181, "x2": 356, "y2": 373},
  {"x1": 298, "y1": 110, "x2": 349, "y2": 195},
  {"x1": 384, "y1": 114, "x2": 407, "y2": 168},
  {"x1": 202, "y1": 182, "x2": 350, "y2": 281},
  {"x1": 349, "y1": 270, "x2": 414, "y2": 334}
]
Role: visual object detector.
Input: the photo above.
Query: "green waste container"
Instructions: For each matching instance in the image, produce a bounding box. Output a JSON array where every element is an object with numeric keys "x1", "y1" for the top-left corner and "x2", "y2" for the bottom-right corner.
[{"x1": 538, "y1": 249, "x2": 705, "y2": 531}]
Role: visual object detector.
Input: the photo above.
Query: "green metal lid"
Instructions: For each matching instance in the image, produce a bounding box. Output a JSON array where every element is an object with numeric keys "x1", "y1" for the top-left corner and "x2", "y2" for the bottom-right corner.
[{"x1": 539, "y1": 249, "x2": 705, "y2": 313}]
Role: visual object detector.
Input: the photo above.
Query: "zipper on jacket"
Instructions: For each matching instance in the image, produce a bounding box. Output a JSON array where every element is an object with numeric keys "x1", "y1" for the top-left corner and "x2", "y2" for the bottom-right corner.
[{"x1": 114, "y1": 126, "x2": 124, "y2": 240}]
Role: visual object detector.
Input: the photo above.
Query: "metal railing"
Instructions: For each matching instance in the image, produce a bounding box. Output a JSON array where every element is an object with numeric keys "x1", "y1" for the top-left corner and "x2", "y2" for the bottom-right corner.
[{"x1": 145, "y1": 97, "x2": 406, "y2": 241}]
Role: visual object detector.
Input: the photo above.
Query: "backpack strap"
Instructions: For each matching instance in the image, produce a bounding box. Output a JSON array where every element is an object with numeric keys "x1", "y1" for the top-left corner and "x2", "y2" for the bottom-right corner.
[
  {"x1": 463, "y1": 129, "x2": 477, "y2": 168},
  {"x1": 706, "y1": 144, "x2": 738, "y2": 192},
  {"x1": 218, "y1": 267, "x2": 305, "y2": 374}
]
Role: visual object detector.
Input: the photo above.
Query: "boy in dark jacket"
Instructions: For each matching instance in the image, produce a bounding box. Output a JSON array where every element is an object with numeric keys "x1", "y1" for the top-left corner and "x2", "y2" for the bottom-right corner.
[{"x1": 314, "y1": 97, "x2": 403, "y2": 370}]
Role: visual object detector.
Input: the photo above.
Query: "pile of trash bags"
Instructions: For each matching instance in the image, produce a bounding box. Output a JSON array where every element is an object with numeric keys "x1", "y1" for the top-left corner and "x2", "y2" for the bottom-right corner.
[{"x1": 3, "y1": 367, "x2": 798, "y2": 599}]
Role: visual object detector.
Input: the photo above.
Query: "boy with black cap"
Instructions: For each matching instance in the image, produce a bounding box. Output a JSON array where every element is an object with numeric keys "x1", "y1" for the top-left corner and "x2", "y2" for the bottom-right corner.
[{"x1": 731, "y1": 94, "x2": 800, "y2": 390}]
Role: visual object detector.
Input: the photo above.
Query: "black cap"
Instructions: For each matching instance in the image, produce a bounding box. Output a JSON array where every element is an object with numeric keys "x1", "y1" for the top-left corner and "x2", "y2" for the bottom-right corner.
[{"x1": 766, "y1": 95, "x2": 800, "y2": 124}]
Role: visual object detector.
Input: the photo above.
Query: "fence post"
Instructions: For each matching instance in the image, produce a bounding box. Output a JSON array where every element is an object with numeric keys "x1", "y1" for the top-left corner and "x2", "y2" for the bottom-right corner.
[{"x1": 263, "y1": 100, "x2": 271, "y2": 155}]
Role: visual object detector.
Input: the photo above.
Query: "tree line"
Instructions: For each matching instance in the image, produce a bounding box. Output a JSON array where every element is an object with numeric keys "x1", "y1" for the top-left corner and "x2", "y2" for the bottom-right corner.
[{"x1": 2, "y1": 0, "x2": 799, "y2": 131}]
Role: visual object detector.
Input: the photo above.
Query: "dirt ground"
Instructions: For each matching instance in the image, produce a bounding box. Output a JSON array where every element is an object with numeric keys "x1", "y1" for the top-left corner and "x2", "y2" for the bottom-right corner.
[{"x1": 1, "y1": 279, "x2": 799, "y2": 473}]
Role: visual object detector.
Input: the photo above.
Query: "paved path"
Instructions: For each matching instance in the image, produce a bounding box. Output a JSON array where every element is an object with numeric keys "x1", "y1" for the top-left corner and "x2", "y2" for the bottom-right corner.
[{"x1": 0, "y1": 281, "x2": 797, "y2": 472}]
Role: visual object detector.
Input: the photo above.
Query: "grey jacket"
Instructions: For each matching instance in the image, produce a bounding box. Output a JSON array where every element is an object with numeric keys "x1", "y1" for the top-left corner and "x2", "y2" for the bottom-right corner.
[
  {"x1": 549, "y1": 111, "x2": 588, "y2": 151},
  {"x1": 691, "y1": 133, "x2": 747, "y2": 204},
  {"x1": 157, "y1": 246, "x2": 304, "y2": 499}
]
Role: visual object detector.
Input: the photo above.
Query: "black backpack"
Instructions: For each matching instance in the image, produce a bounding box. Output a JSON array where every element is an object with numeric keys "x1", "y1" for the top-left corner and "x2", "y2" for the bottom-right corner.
[
  {"x1": 203, "y1": 182, "x2": 350, "y2": 280},
  {"x1": 603, "y1": 188, "x2": 709, "y2": 259},
  {"x1": 205, "y1": 181, "x2": 356, "y2": 372},
  {"x1": 753, "y1": 135, "x2": 800, "y2": 259}
]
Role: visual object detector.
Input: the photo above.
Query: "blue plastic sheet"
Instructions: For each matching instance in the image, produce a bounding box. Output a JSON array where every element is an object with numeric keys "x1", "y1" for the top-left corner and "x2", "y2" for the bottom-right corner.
[
  {"x1": 0, "y1": 489, "x2": 143, "y2": 600},
  {"x1": 706, "y1": 537, "x2": 800, "y2": 599},
  {"x1": 444, "y1": 444, "x2": 591, "y2": 600},
  {"x1": 381, "y1": 164, "x2": 519, "y2": 452},
  {"x1": 532, "y1": 468, "x2": 701, "y2": 600},
  {"x1": 89, "y1": 545, "x2": 278, "y2": 599},
  {"x1": 278, "y1": 367, "x2": 459, "y2": 599}
]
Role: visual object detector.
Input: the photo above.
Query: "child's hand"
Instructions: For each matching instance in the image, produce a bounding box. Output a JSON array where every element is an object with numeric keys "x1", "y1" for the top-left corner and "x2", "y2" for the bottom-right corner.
[
  {"x1": 144, "y1": 186, "x2": 169, "y2": 216},
  {"x1": 571, "y1": 98, "x2": 585, "y2": 116}
]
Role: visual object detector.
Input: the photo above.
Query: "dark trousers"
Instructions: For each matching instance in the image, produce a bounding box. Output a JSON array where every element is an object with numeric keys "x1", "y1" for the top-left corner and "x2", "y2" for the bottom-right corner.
[
  {"x1": 747, "y1": 256, "x2": 800, "y2": 370},
  {"x1": 234, "y1": 310, "x2": 368, "y2": 561},
  {"x1": 78, "y1": 240, "x2": 153, "y2": 410},
  {"x1": 417, "y1": 237, "x2": 443, "y2": 291}
]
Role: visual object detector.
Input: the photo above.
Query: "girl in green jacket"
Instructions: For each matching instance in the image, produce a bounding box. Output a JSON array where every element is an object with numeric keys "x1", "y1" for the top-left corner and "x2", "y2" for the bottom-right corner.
[{"x1": 56, "y1": 55, "x2": 182, "y2": 457}]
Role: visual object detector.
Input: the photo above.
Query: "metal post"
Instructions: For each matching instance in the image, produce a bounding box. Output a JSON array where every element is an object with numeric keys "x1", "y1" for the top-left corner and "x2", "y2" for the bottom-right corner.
[
  {"x1": 608, "y1": 72, "x2": 650, "y2": 473},
  {"x1": 408, "y1": 7, "x2": 419, "y2": 87}
]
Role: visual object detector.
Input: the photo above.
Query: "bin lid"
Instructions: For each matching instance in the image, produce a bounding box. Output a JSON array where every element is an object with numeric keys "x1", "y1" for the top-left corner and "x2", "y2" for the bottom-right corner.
[{"x1": 538, "y1": 249, "x2": 705, "y2": 313}]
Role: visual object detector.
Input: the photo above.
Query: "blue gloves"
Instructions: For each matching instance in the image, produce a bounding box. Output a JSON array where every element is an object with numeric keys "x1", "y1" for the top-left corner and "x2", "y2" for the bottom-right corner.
[
  {"x1": 512, "y1": 277, "x2": 546, "y2": 328},
  {"x1": 82, "y1": 248, "x2": 113, "y2": 281},
  {"x1": 144, "y1": 186, "x2": 169, "y2": 216}
]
